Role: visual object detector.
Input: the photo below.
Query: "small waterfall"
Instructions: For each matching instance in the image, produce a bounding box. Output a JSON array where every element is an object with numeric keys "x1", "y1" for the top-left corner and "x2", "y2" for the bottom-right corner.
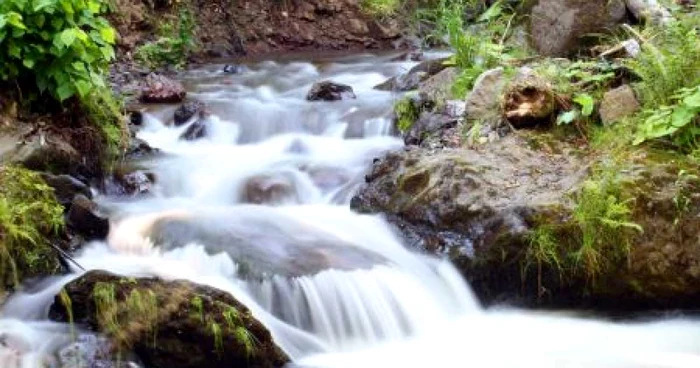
[{"x1": 2, "y1": 53, "x2": 700, "y2": 367}]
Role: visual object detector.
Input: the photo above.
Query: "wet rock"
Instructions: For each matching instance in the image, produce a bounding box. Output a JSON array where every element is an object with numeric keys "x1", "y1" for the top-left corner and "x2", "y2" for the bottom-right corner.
[
  {"x1": 106, "y1": 168, "x2": 154, "y2": 197},
  {"x1": 241, "y1": 172, "x2": 300, "y2": 205},
  {"x1": 465, "y1": 68, "x2": 507, "y2": 123},
  {"x1": 126, "y1": 137, "x2": 158, "y2": 159},
  {"x1": 599, "y1": 85, "x2": 640, "y2": 125},
  {"x1": 351, "y1": 135, "x2": 587, "y2": 305},
  {"x1": 375, "y1": 58, "x2": 450, "y2": 92},
  {"x1": 40, "y1": 173, "x2": 92, "y2": 207},
  {"x1": 58, "y1": 334, "x2": 140, "y2": 368},
  {"x1": 66, "y1": 195, "x2": 109, "y2": 241},
  {"x1": 173, "y1": 100, "x2": 205, "y2": 126},
  {"x1": 179, "y1": 119, "x2": 208, "y2": 140},
  {"x1": 139, "y1": 74, "x2": 186, "y2": 104},
  {"x1": 530, "y1": 0, "x2": 628, "y2": 56},
  {"x1": 418, "y1": 67, "x2": 459, "y2": 104},
  {"x1": 306, "y1": 81, "x2": 356, "y2": 101},
  {"x1": 223, "y1": 64, "x2": 247, "y2": 74},
  {"x1": 49, "y1": 270, "x2": 290, "y2": 368},
  {"x1": 353, "y1": 136, "x2": 700, "y2": 310},
  {"x1": 390, "y1": 51, "x2": 424, "y2": 62}
]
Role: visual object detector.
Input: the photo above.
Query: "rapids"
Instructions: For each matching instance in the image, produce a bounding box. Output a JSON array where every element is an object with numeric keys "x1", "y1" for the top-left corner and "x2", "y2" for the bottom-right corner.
[{"x1": 2, "y1": 53, "x2": 700, "y2": 368}]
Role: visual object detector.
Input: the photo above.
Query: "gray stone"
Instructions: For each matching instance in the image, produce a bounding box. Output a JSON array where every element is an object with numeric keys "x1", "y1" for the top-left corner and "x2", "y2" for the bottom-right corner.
[
  {"x1": 465, "y1": 68, "x2": 506, "y2": 122},
  {"x1": 530, "y1": 0, "x2": 627, "y2": 56},
  {"x1": 418, "y1": 67, "x2": 459, "y2": 104},
  {"x1": 599, "y1": 85, "x2": 640, "y2": 125}
]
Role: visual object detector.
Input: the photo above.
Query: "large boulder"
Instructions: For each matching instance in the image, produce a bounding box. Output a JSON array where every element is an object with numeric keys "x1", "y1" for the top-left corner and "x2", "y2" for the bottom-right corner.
[
  {"x1": 306, "y1": 81, "x2": 356, "y2": 101},
  {"x1": 139, "y1": 74, "x2": 186, "y2": 104},
  {"x1": 49, "y1": 270, "x2": 290, "y2": 368},
  {"x1": 465, "y1": 68, "x2": 507, "y2": 123},
  {"x1": 66, "y1": 195, "x2": 110, "y2": 241},
  {"x1": 599, "y1": 85, "x2": 640, "y2": 125},
  {"x1": 39, "y1": 173, "x2": 92, "y2": 207},
  {"x1": 352, "y1": 134, "x2": 700, "y2": 310},
  {"x1": 530, "y1": 0, "x2": 628, "y2": 56}
]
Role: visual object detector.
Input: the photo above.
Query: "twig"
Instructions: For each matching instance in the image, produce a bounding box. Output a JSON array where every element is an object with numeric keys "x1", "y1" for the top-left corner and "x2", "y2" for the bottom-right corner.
[{"x1": 50, "y1": 242, "x2": 85, "y2": 271}]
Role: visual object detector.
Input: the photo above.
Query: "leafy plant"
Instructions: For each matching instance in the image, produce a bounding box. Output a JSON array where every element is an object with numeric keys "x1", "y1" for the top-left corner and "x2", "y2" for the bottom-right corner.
[
  {"x1": 556, "y1": 93, "x2": 595, "y2": 125},
  {"x1": 633, "y1": 84, "x2": 700, "y2": 150},
  {"x1": 0, "y1": 166, "x2": 64, "y2": 290},
  {"x1": 394, "y1": 96, "x2": 419, "y2": 133},
  {"x1": 134, "y1": 6, "x2": 196, "y2": 70},
  {"x1": 0, "y1": 0, "x2": 116, "y2": 101},
  {"x1": 627, "y1": 14, "x2": 700, "y2": 108}
]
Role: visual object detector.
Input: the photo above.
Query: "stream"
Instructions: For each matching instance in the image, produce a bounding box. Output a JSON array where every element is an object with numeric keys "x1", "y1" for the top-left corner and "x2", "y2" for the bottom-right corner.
[{"x1": 2, "y1": 53, "x2": 700, "y2": 368}]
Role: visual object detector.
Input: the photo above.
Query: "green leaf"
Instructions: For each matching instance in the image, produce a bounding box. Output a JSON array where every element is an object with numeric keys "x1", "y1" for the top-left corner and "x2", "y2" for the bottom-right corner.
[
  {"x1": 671, "y1": 106, "x2": 696, "y2": 128},
  {"x1": 557, "y1": 110, "x2": 579, "y2": 125},
  {"x1": 478, "y1": 1, "x2": 503, "y2": 22},
  {"x1": 74, "y1": 80, "x2": 92, "y2": 97},
  {"x1": 99, "y1": 26, "x2": 116, "y2": 44},
  {"x1": 683, "y1": 90, "x2": 700, "y2": 108},
  {"x1": 33, "y1": 0, "x2": 54, "y2": 12},
  {"x1": 23, "y1": 58, "x2": 36, "y2": 69},
  {"x1": 573, "y1": 93, "x2": 595, "y2": 117},
  {"x1": 59, "y1": 29, "x2": 75, "y2": 47},
  {"x1": 5, "y1": 12, "x2": 27, "y2": 30},
  {"x1": 55, "y1": 83, "x2": 74, "y2": 101}
]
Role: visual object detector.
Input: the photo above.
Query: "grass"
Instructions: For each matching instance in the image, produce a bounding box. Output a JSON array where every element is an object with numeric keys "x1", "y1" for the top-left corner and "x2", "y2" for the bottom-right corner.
[
  {"x1": 134, "y1": 6, "x2": 197, "y2": 70},
  {"x1": 526, "y1": 164, "x2": 643, "y2": 287},
  {"x1": 0, "y1": 166, "x2": 64, "y2": 291}
]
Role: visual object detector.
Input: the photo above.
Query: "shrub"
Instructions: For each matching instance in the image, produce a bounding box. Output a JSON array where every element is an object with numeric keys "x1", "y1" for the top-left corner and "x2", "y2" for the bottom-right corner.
[
  {"x1": 0, "y1": 0, "x2": 117, "y2": 101},
  {"x1": 134, "y1": 7, "x2": 196, "y2": 70},
  {"x1": 0, "y1": 166, "x2": 64, "y2": 289}
]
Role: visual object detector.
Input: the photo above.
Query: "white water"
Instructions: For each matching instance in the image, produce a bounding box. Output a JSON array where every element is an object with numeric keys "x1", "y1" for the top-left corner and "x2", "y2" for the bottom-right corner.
[{"x1": 2, "y1": 53, "x2": 700, "y2": 368}]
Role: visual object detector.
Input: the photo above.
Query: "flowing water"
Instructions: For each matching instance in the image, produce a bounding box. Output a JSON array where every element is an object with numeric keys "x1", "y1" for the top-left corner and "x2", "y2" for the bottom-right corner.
[{"x1": 2, "y1": 53, "x2": 700, "y2": 368}]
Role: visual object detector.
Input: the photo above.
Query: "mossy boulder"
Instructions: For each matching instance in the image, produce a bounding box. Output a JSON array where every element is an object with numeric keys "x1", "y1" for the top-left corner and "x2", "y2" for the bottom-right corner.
[
  {"x1": 49, "y1": 270, "x2": 290, "y2": 368},
  {"x1": 352, "y1": 135, "x2": 700, "y2": 310},
  {"x1": 0, "y1": 166, "x2": 65, "y2": 293}
]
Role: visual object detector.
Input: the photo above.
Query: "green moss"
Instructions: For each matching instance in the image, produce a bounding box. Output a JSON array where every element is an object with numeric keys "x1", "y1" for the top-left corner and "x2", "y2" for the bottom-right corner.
[
  {"x1": 394, "y1": 96, "x2": 419, "y2": 133},
  {"x1": 0, "y1": 166, "x2": 64, "y2": 291},
  {"x1": 361, "y1": 0, "x2": 401, "y2": 16},
  {"x1": 81, "y1": 86, "x2": 128, "y2": 163},
  {"x1": 134, "y1": 6, "x2": 197, "y2": 70}
]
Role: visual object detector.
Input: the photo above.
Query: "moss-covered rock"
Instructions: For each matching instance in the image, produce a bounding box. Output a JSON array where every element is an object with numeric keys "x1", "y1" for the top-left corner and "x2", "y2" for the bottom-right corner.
[
  {"x1": 49, "y1": 270, "x2": 290, "y2": 368},
  {"x1": 352, "y1": 133, "x2": 700, "y2": 311},
  {"x1": 0, "y1": 166, "x2": 64, "y2": 293}
]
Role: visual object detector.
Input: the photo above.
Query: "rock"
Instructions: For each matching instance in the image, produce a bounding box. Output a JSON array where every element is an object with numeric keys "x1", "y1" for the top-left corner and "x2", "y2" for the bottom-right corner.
[
  {"x1": 503, "y1": 70, "x2": 556, "y2": 128},
  {"x1": 306, "y1": 81, "x2": 356, "y2": 101},
  {"x1": 58, "y1": 334, "x2": 140, "y2": 368},
  {"x1": 179, "y1": 119, "x2": 208, "y2": 140},
  {"x1": 223, "y1": 64, "x2": 247, "y2": 74},
  {"x1": 241, "y1": 172, "x2": 300, "y2": 205},
  {"x1": 418, "y1": 67, "x2": 459, "y2": 104},
  {"x1": 40, "y1": 173, "x2": 92, "y2": 207},
  {"x1": 139, "y1": 74, "x2": 186, "y2": 104},
  {"x1": 173, "y1": 100, "x2": 206, "y2": 126},
  {"x1": 530, "y1": 0, "x2": 628, "y2": 56},
  {"x1": 625, "y1": 0, "x2": 672, "y2": 25},
  {"x1": 66, "y1": 195, "x2": 109, "y2": 241},
  {"x1": 49, "y1": 270, "x2": 290, "y2": 368},
  {"x1": 599, "y1": 85, "x2": 641, "y2": 125},
  {"x1": 390, "y1": 51, "x2": 424, "y2": 62},
  {"x1": 106, "y1": 168, "x2": 154, "y2": 197},
  {"x1": 2, "y1": 131, "x2": 82, "y2": 176},
  {"x1": 352, "y1": 135, "x2": 700, "y2": 310},
  {"x1": 375, "y1": 58, "x2": 450, "y2": 92},
  {"x1": 126, "y1": 137, "x2": 158, "y2": 159},
  {"x1": 465, "y1": 68, "x2": 507, "y2": 123},
  {"x1": 404, "y1": 101, "x2": 465, "y2": 147}
]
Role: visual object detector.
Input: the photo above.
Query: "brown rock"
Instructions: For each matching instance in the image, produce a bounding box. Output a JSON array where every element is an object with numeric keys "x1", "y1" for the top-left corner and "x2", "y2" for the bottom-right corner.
[{"x1": 139, "y1": 74, "x2": 186, "y2": 104}]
